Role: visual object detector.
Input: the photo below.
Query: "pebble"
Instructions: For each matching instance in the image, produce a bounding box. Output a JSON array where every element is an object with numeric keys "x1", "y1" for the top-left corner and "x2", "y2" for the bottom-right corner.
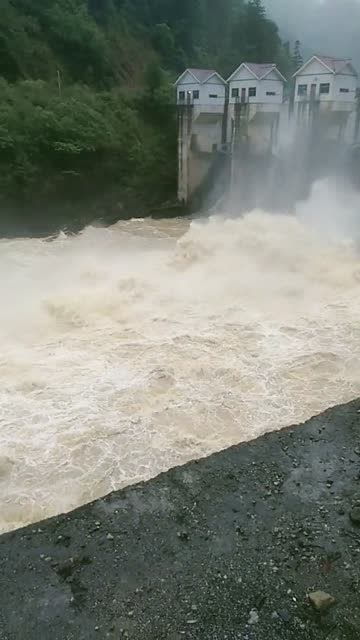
[
  {"x1": 248, "y1": 609, "x2": 259, "y2": 625},
  {"x1": 278, "y1": 609, "x2": 291, "y2": 623},
  {"x1": 106, "y1": 533, "x2": 114, "y2": 540},
  {"x1": 308, "y1": 591, "x2": 336, "y2": 612},
  {"x1": 350, "y1": 506, "x2": 360, "y2": 525},
  {"x1": 177, "y1": 531, "x2": 189, "y2": 541}
]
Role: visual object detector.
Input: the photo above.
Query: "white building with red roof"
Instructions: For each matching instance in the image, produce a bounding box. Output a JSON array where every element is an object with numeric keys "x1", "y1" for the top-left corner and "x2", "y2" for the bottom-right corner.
[
  {"x1": 227, "y1": 62, "x2": 286, "y2": 105},
  {"x1": 293, "y1": 55, "x2": 358, "y2": 104},
  {"x1": 175, "y1": 68, "x2": 227, "y2": 109}
]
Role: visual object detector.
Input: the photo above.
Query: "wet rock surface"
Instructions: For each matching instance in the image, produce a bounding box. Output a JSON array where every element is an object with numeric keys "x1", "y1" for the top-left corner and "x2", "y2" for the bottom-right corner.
[{"x1": 0, "y1": 400, "x2": 359, "y2": 639}]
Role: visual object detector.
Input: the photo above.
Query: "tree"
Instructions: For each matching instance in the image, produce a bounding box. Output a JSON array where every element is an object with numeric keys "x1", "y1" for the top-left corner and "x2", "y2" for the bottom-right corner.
[
  {"x1": 0, "y1": 0, "x2": 292, "y2": 220},
  {"x1": 292, "y1": 40, "x2": 303, "y2": 72}
]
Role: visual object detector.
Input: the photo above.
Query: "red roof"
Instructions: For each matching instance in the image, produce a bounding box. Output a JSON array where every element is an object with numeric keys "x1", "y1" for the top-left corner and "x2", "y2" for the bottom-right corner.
[
  {"x1": 244, "y1": 63, "x2": 277, "y2": 79},
  {"x1": 187, "y1": 69, "x2": 219, "y2": 83},
  {"x1": 316, "y1": 55, "x2": 354, "y2": 74}
]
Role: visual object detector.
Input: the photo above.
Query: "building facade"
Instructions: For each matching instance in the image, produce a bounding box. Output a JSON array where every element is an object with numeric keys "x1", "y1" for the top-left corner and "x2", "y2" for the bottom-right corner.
[
  {"x1": 175, "y1": 69, "x2": 227, "y2": 109},
  {"x1": 227, "y1": 63, "x2": 285, "y2": 105},
  {"x1": 293, "y1": 55, "x2": 358, "y2": 104}
]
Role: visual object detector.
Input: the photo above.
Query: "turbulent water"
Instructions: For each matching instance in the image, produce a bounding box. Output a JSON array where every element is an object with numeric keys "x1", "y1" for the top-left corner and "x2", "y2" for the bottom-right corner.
[{"x1": 1, "y1": 182, "x2": 360, "y2": 533}]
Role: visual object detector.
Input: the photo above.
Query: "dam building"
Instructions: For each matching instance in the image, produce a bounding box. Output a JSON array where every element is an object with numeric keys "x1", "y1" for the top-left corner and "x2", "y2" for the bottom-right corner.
[
  {"x1": 176, "y1": 56, "x2": 359, "y2": 206},
  {"x1": 227, "y1": 62, "x2": 286, "y2": 161},
  {"x1": 293, "y1": 55, "x2": 358, "y2": 142},
  {"x1": 175, "y1": 68, "x2": 227, "y2": 204}
]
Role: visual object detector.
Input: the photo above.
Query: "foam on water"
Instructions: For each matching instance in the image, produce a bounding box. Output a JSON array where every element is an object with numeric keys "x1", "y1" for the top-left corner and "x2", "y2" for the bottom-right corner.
[{"x1": 1, "y1": 181, "x2": 360, "y2": 532}]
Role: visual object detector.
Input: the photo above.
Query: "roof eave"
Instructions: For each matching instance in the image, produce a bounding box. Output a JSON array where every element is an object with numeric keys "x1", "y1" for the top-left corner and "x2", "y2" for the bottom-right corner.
[
  {"x1": 261, "y1": 67, "x2": 287, "y2": 82},
  {"x1": 174, "y1": 69, "x2": 199, "y2": 86},
  {"x1": 227, "y1": 63, "x2": 259, "y2": 82},
  {"x1": 205, "y1": 71, "x2": 227, "y2": 85},
  {"x1": 293, "y1": 55, "x2": 335, "y2": 78}
]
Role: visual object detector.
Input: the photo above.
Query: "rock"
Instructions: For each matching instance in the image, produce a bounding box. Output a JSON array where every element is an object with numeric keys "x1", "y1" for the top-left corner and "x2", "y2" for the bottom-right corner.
[
  {"x1": 349, "y1": 506, "x2": 360, "y2": 526},
  {"x1": 248, "y1": 609, "x2": 259, "y2": 625},
  {"x1": 106, "y1": 533, "x2": 114, "y2": 540},
  {"x1": 278, "y1": 609, "x2": 291, "y2": 623},
  {"x1": 177, "y1": 531, "x2": 189, "y2": 541},
  {"x1": 308, "y1": 591, "x2": 336, "y2": 612}
]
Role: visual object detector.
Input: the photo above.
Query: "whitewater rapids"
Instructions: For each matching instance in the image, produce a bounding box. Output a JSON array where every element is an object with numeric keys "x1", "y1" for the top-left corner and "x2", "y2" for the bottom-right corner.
[{"x1": 1, "y1": 186, "x2": 360, "y2": 533}]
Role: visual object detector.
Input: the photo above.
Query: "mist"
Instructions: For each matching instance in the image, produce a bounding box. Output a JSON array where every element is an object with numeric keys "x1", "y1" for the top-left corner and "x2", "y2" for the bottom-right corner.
[{"x1": 264, "y1": 0, "x2": 360, "y2": 70}]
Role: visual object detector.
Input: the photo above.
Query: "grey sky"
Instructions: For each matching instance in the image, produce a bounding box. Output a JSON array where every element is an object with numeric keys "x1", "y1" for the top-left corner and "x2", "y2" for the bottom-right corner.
[{"x1": 263, "y1": 0, "x2": 360, "y2": 70}]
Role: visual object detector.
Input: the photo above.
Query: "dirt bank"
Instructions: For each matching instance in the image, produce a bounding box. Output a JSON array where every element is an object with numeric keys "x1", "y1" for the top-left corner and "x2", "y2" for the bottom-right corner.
[{"x1": 1, "y1": 400, "x2": 359, "y2": 639}]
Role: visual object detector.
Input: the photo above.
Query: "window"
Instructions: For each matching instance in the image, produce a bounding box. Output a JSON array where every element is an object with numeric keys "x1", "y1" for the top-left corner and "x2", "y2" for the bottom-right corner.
[
  {"x1": 190, "y1": 134, "x2": 198, "y2": 151},
  {"x1": 209, "y1": 94, "x2": 218, "y2": 98},
  {"x1": 320, "y1": 83, "x2": 330, "y2": 95},
  {"x1": 298, "y1": 84, "x2": 307, "y2": 96},
  {"x1": 231, "y1": 88, "x2": 239, "y2": 98},
  {"x1": 340, "y1": 88, "x2": 350, "y2": 93},
  {"x1": 193, "y1": 90, "x2": 199, "y2": 99},
  {"x1": 179, "y1": 91, "x2": 185, "y2": 101},
  {"x1": 266, "y1": 91, "x2": 276, "y2": 96},
  {"x1": 249, "y1": 87, "x2": 257, "y2": 97}
]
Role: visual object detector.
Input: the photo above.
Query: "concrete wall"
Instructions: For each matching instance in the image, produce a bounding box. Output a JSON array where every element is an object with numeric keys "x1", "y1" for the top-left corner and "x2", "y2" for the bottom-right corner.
[
  {"x1": 188, "y1": 152, "x2": 213, "y2": 199},
  {"x1": 333, "y1": 74, "x2": 357, "y2": 102},
  {"x1": 191, "y1": 114, "x2": 223, "y2": 153},
  {"x1": 177, "y1": 104, "x2": 224, "y2": 204}
]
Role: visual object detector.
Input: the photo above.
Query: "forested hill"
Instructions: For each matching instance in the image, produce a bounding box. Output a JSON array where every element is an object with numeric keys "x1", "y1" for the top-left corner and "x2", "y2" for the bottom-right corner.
[
  {"x1": 0, "y1": 1, "x2": 292, "y2": 86},
  {"x1": 0, "y1": 0, "x2": 294, "y2": 230}
]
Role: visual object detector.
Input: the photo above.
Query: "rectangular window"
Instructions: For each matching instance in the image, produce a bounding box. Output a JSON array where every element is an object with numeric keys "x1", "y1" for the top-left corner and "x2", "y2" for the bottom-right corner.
[
  {"x1": 320, "y1": 83, "x2": 330, "y2": 95},
  {"x1": 209, "y1": 94, "x2": 218, "y2": 98},
  {"x1": 266, "y1": 91, "x2": 276, "y2": 96},
  {"x1": 179, "y1": 91, "x2": 185, "y2": 101},
  {"x1": 249, "y1": 87, "x2": 257, "y2": 98},
  {"x1": 340, "y1": 88, "x2": 350, "y2": 93},
  {"x1": 231, "y1": 88, "x2": 239, "y2": 98},
  {"x1": 298, "y1": 84, "x2": 307, "y2": 96},
  {"x1": 193, "y1": 90, "x2": 199, "y2": 99}
]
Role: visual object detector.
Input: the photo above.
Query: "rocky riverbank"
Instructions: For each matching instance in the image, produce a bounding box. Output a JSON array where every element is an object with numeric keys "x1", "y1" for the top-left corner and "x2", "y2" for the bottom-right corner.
[{"x1": 1, "y1": 400, "x2": 359, "y2": 639}]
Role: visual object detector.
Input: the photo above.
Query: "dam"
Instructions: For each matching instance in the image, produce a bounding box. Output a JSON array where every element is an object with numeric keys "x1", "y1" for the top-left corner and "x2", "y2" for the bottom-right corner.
[{"x1": 176, "y1": 56, "x2": 360, "y2": 209}]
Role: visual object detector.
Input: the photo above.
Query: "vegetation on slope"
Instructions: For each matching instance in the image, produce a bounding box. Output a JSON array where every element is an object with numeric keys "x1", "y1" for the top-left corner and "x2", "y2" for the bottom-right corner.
[{"x1": 0, "y1": 0, "x2": 296, "y2": 226}]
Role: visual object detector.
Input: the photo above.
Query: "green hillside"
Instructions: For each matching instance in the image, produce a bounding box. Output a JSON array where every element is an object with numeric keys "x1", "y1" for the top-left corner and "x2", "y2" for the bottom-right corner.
[{"x1": 0, "y1": 0, "x2": 293, "y2": 228}]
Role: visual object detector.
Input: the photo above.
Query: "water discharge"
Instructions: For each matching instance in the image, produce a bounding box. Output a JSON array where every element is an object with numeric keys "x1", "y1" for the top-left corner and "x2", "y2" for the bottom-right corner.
[{"x1": 1, "y1": 180, "x2": 360, "y2": 533}]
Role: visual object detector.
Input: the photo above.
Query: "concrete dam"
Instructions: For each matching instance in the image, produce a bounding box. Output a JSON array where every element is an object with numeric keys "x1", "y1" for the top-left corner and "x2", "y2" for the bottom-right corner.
[{"x1": 176, "y1": 58, "x2": 360, "y2": 211}]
